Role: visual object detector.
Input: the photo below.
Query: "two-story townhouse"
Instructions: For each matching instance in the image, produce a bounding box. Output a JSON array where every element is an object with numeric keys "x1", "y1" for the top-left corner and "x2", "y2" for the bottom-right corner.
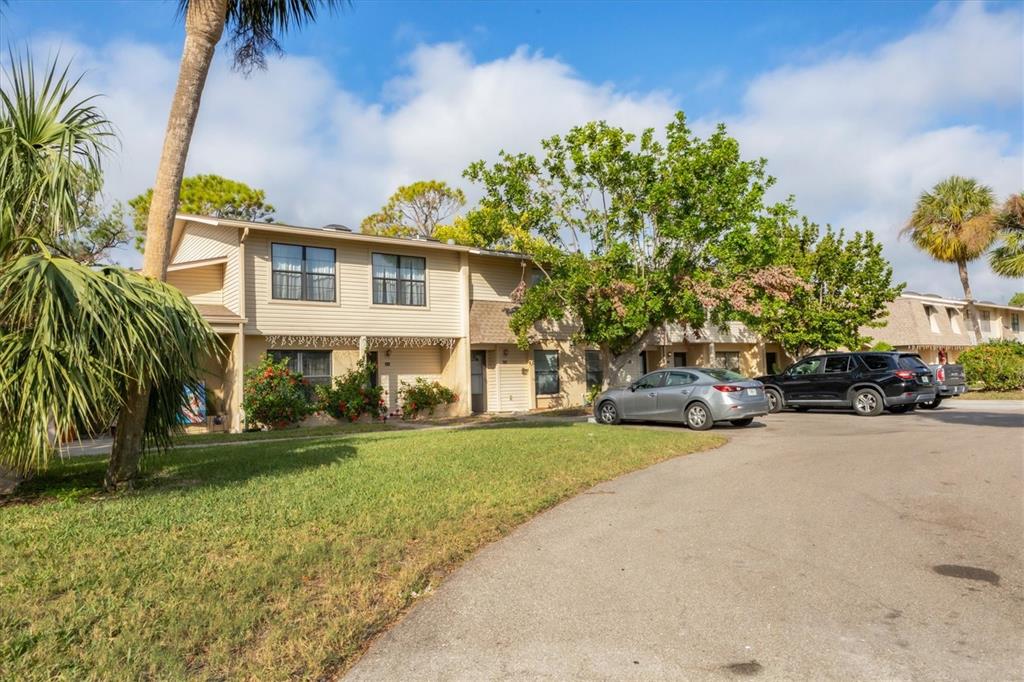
[
  {"x1": 858, "y1": 291, "x2": 1024, "y2": 364},
  {"x1": 167, "y1": 213, "x2": 793, "y2": 431}
]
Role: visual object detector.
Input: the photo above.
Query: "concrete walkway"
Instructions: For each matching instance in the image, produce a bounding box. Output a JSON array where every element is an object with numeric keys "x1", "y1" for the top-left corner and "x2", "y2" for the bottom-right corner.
[{"x1": 347, "y1": 401, "x2": 1024, "y2": 681}]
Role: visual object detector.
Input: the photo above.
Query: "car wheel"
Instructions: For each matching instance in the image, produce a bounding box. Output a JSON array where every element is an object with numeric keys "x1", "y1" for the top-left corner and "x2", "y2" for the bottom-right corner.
[
  {"x1": 852, "y1": 388, "x2": 884, "y2": 417},
  {"x1": 766, "y1": 389, "x2": 783, "y2": 414},
  {"x1": 920, "y1": 396, "x2": 942, "y2": 410},
  {"x1": 730, "y1": 417, "x2": 754, "y2": 427},
  {"x1": 685, "y1": 402, "x2": 714, "y2": 431},
  {"x1": 597, "y1": 400, "x2": 620, "y2": 425},
  {"x1": 888, "y1": 405, "x2": 915, "y2": 414}
]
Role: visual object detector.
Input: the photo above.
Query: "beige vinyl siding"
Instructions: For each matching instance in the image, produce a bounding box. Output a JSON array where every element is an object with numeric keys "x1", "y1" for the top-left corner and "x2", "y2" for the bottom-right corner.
[
  {"x1": 470, "y1": 255, "x2": 525, "y2": 301},
  {"x1": 379, "y1": 347, "x2": 444, "y2": 413},
  {"x1": 173, "y1": 221, "x2": 238, "y2": 263},
  {"x1": 167, "y1": 264, "x2": 224, "y2": 306},
  {"x1": 244, "y1": 234, "x2": 463, "y2": 337},
  {"x1": 484, "y1": 346, "x2": 531, "y2": 412}
]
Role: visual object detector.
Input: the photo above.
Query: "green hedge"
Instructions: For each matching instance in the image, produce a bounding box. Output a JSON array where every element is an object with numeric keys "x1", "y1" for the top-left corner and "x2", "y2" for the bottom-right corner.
[{"x1": 959, "y1": 340, "x2": 1024, "y2": 392}]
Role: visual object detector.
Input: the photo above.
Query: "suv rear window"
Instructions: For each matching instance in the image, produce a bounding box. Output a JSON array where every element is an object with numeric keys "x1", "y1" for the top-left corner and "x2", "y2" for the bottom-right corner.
[
  {"x1": 860, "y1": 354, "x2": 893, "y2": 371},
  {"x1": 898, "y1": 355, "x2": 930, "y2": 371}
]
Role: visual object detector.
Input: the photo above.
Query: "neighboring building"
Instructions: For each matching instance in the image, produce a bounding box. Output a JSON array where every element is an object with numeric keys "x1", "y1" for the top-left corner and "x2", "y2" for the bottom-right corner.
[
  {"x1": 167, "y1": 214, "x2": 792, "y2": 431},
  {"x1": 860, "y1": 292, "x2": 1024, "y2": 364}
]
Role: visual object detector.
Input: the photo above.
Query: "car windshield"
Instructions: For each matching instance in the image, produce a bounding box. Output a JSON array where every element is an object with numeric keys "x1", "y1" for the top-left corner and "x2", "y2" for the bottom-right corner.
[{"x1": 703, "y1": 368, "x2": 745, "y2": 382}]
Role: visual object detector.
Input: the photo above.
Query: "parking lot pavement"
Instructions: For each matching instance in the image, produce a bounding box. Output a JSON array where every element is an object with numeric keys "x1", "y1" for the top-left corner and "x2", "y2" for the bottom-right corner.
[{"x1": 347, "y1": 401, "x2": 1024, "y2": 681}]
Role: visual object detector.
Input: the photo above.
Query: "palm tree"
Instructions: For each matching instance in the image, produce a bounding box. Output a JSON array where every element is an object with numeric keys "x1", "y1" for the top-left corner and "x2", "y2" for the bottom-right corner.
[
  {"x1": 111, "y1": 0, "x2": 342, "y2": 489},
  {"x1": 0, "y1": 52, "x2": 220, "y2": 483},
  {"x1": 990, "y1": 193, "x2": 1024, "y2": 278},
  {"x1": 903, "y1": 176, "x2": 997, "y2": 342}
]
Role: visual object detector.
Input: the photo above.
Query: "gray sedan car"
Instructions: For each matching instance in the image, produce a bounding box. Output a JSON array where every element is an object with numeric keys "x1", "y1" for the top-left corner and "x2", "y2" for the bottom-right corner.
[{"x1": 593, "y1": 367, "x2": 770, "y2": 430}]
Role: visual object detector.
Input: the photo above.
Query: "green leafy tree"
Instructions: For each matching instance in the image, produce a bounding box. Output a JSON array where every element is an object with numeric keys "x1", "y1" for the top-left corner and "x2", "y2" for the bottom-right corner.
[
  {"x1": 1009, "y1": 292, "x2": 1024, "y2": 307},
  {"x1": 737, "y1": 216, "x2": 904, "y2": 357},
  {"x1": 903, "y1": 176, "x2": 997, "y2": 342},
  {"x1": 361, "y1": 180, "x2": 466, "y2": 238},
  {"x1": 0, "y1": 52, "x2": 219, "y2": 486},
  {"x1": 57, "y1": 197, "x2": 132, "y2": 265},
  {"x1": 464, "y1": 114, "x2": 805, "y2": 382},
  {"x1": 115, "y1": 0, "x2": 341, "y2": 490},
  {"x1": 990, "y1": 193, "x2": 1024, "y2": 278},
  {"x1": 130, "y1": 173, "x2": 275, "y2": 251}
]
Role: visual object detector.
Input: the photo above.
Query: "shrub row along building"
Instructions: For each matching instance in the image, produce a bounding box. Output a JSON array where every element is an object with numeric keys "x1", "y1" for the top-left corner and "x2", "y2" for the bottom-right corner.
[{"x1": 166, "y1": 215, "x2": 1023, "y2": 431}]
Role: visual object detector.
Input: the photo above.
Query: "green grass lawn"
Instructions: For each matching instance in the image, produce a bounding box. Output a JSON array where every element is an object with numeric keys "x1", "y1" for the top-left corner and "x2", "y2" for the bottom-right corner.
[
  {"x1": 174, "y1": 421, "x2": 393, "y2": 445},
  {"x1": 1, "y1": 423, "x2": 722, "y2": 680},
  {"x1": 958, "y1": 390, "x2": 1024, "y2": 400}
]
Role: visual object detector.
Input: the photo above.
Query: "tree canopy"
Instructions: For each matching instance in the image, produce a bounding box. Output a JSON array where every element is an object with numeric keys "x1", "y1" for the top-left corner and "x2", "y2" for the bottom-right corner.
[
  {"x1": 991, "y1": 192, "x2": 1024, "y2": 279},
  {"x1": 461, "y1": 113, "x2": 901, "y2": 370},
  {"x1": 361, "y1": 180, "x2": 466, "y2": 239},
  {"x1": 130, "y1": 173, "x2": 275, "y2": 251},
  {"x1": 463, "y1": 114, "x2": 813, "y2": 372},
  {"x1": 1009, "y1": 292, "x2": 1024, "y2": 307}
]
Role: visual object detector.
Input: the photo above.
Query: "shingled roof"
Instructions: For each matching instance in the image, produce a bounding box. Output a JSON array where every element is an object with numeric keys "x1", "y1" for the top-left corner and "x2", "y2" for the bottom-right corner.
[{"x1": 861, "y1": 297, "x2": 973, "y2": 349}]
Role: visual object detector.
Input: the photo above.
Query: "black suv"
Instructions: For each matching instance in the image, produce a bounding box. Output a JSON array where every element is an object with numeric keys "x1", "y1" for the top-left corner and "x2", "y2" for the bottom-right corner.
[{"x1": 756, "y1": 352, "x2": 937, "y2": 416}]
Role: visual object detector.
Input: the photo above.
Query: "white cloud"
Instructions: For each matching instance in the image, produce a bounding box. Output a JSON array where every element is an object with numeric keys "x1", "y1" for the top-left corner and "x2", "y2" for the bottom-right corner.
[
  {"x1": 38, "y1": 2, "x2": 1023, "y2": 301},
  {"x1": 711, "y1": 2, "x2": 1023, "y2": 301}
]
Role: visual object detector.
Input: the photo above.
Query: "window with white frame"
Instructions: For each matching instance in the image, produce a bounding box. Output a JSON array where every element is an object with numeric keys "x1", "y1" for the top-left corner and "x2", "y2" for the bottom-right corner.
[
  {"x1": 372, "y1": 253, "x2": 426, "y2": 306},
  {"x1": 924, "y1": 305, "x2": 940, "y2": 333},
  {"x1": 534, "y1": 350, "x2": 560, "y2": 395},
  {"x1": 948, "y1": 308, "x2": 961, "y2": 334},
  {"x1": 268, "y1": 350, "x2": 332, "y2": 386},
  {"x1": 980, "y1": 310, "x2": 992, "y2": 332},
  {"x1": 271, "y1": 243, "x2": 336, "y2": 301}
]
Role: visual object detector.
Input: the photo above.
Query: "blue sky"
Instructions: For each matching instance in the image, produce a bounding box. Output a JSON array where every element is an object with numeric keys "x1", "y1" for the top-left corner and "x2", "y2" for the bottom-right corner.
[{"x1": 4, "y1": 1, "x2": 1023, "y2": 300}]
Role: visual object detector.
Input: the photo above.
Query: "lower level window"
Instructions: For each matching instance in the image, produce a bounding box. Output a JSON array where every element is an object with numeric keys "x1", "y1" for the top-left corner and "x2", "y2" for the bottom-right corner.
[
  {"x1": 717, "y1": 351, "x2": 741, "y2": 372},
  {"x1": 534, "y1": 350, "x2": 560, "y2": 395},
  {"x1": 673, "y1": 352, "x2": 688, "y2": 367},
  {"x1": 585, "y1": 350, "x2": 603, "y2": 390},
  {"x1": 269, "y1": 349, "x2": 332, "y2": 386}
]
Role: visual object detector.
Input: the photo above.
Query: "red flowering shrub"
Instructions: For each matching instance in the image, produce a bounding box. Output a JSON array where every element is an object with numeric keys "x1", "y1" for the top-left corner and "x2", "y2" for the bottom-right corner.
[
  {"x1": 315, "y1": 359, "x2": 387, "y2": 421},
  {"x1": 242, "y1": 355, "x2": 313, "y2": 429},
  {"x1": 399, "y1": 378, "x2": 458, "y2": 419}
]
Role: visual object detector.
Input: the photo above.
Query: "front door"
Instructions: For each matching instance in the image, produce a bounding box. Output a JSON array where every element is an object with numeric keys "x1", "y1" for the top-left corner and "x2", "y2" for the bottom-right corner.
[{"x1": 470, "y1": 351, "x2": 486, "y2": 413}]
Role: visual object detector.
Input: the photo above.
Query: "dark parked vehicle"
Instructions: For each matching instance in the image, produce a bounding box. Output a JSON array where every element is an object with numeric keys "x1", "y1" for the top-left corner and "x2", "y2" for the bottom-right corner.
[
  {"x1": 922, "y1": 363, "x2": 967, "y2": 409},
  {"x1": 756, "y1": 352, "x2": 937, "y2": 416}
]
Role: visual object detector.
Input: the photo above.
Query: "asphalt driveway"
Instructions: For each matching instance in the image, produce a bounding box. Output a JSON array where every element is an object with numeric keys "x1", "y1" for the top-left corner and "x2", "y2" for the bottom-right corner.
[{"x1": 346, "y1": 401, "x2": 1024, "y2": 681}]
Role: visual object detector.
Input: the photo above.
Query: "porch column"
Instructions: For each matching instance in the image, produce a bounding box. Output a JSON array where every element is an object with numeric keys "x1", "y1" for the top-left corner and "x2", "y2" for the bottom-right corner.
[{"x1": 229, "y1": 326, "x2": 245, "y2": 433}]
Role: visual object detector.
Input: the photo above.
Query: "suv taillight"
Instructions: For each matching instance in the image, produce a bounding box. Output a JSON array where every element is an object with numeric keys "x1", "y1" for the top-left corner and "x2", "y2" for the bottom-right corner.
[
  {"x1": 713, "y1": 385, "x2": 743, "y2": 392},
  {"x1": 936, "y1": 366, "x2": 945, "y2": 382},
  {"x1": 894, "y1": 369, "x2": 915, "y2": 380}
]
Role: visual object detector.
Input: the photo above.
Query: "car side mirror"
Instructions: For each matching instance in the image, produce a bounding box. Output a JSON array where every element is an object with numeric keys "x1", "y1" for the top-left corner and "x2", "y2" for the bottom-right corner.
[{"x1": 628, "y1": 383, "x2": 637, "y2": 392}]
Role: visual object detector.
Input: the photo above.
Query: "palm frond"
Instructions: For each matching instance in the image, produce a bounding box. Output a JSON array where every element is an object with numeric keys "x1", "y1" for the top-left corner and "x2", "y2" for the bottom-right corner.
[
  {"x1": 177, "y1": 0, "x2": 347, "y2": 74},
  {"x1": 990, "y1": 229, "x2": 1024, "y2": 278},
  {"x1": 902, "y1": 175, "x2": 997, "y2": 263},
  {"x1": 0, "y1": 49, "x2": 114, "y2": 252},
  {"x1": 0, "y1": 251, "x2": 223, "y2": 474}
]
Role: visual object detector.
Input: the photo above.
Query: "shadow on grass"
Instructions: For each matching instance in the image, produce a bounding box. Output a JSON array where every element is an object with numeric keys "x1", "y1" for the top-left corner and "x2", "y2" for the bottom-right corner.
[{"x1": 9, "y1": 421, "x2": 584, "y2": 505}]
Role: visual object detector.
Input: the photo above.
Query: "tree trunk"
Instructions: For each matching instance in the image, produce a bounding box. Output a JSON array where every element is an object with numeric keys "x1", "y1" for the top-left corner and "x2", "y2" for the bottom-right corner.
[
  {"x1": 957, "y1": 259, "x2": 984, "y2": 344},
  {"x1": 605, "y1": 330, "x2": 659, "y2": 386},
  {"x1": 106, "y1": 0, "x2": 227, "y2": 491}
]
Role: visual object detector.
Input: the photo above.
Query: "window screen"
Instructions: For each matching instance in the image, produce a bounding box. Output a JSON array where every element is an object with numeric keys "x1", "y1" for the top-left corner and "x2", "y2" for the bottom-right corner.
[
  {"x1": 271, "y1": 244, "x2": 335, "y2": 302},
  {"x1": 534, "y1": 350, "x2": 560, "y2": 395},
  {"x1": 372, "y1": 254, "x2": 426, "y2": 306}
]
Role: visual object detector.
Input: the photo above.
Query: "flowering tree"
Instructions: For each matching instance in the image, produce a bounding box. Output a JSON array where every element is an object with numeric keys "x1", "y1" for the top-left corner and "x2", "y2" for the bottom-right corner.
[
  {"x1": 464, "y1": 113, "x2": 808, "y2": 382},
  {"x1": 242, "y1": 355, "x2": 313, "y2": 429}
]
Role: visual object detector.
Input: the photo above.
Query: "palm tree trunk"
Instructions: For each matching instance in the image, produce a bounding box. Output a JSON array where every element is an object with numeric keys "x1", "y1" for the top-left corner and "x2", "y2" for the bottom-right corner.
[
  {"x1": 106, "y1": 0, "x2": 227, "y2": 491},
  {"x1": 957, "y1": 259, "x2": 983, "y2": 344}
]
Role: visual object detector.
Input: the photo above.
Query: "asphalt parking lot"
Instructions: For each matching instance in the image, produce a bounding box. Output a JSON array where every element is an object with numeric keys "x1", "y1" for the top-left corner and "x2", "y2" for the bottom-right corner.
[{"x1": 347, "y1": 400, "x2": 1024, "y2": 681}]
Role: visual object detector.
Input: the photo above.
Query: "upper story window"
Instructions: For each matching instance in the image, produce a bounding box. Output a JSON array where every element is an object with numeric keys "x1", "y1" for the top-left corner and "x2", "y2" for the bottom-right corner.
[
  {"x1": 948, "y1": 308, "x2": 961, "y2": 334},
  {"x1": 924, "y1": 305, "x2": 940, "y2": 333},
  {"x1": 271, "y1": 243, "x2": 336, "y2": 302},
  {"x1": 980, "y1": 309, "x2": 992, "y2": 332},
  {"x1": 372, "y1": 253, "x2": 426, "y2": 306}
]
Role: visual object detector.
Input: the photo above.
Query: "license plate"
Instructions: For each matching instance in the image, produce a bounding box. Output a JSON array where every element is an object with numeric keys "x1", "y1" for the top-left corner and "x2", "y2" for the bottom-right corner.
[
  {"x1": 746, "y1": 388, "x2": 759, "y2": 396},
  {"x1": 920, "y1": 376, "x2": 930, "y2": 383}
]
